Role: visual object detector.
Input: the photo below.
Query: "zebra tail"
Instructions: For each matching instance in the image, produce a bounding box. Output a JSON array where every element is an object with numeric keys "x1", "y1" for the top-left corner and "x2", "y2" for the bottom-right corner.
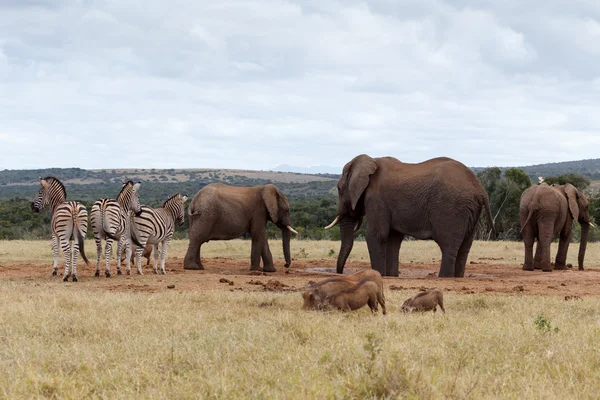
[
  {"x1": 73, "y1": 207, "x2": 90, "y2": 266},
  {"x1": 78, "y1": 228, "x2": 90, "y2": 266}
]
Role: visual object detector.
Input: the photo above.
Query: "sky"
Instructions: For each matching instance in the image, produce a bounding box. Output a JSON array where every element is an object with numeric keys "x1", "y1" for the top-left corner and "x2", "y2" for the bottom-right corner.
[{"x1": 1, "y1": 0, "x2": 600, "y2": 172}]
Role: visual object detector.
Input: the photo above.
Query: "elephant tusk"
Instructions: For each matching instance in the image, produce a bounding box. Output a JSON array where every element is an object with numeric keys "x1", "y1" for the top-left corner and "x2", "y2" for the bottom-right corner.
[
  {"x1": 324, "y1": 215, "x2": 341, "y2": 230},
  {"x1": 589, "y1": 222, "x2": 596, "y2": 228},
  {"x1": 354, "y1": 216, "x2": 364, "y2": 233},
  {"x1": 287, "y1": 225, "x2": 299, "y2": 235}
]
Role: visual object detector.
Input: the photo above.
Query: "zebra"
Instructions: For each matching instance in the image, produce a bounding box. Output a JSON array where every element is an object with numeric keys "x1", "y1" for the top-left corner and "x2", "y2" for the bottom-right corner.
[
  {"x1": 31, "y1": 177, "x2": 89, "y2": 282},
  {"x1": 90, "y1": 181, "x2": 142, "y2": 277},
  {"x1": 130, "y1": 194, "x2": 188, "y2": 275}
]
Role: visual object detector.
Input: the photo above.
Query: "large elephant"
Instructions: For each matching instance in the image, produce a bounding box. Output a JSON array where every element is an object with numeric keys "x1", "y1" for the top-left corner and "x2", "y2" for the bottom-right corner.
[
  {"x1": 520, "y1": 183, "x2": 592, "y2": 272},
  {"x1": 325, "y1": 155, "x2": 494, "y2": 278},
  {"x1": 183, "y1": 183, "x2": 298, "y2": 272}
]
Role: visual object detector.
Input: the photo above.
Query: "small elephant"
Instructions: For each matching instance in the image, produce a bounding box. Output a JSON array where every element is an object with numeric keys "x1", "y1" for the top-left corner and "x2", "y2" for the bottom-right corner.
[
  {"x1": 323, "y1": 279, "x2": 385, "y2": 314},
  {"x1": 520, "y1": 183, "x2": 593, "y2": 272},
  {"x1": 183, "y1": 183, "x2": 298, "y2": 272},
  {"x1": 401, "y1": 288, "x2": 445, "y2": 313},
  {"x1": 302, "y1": 268, "x2": 385, "y2": 314}
]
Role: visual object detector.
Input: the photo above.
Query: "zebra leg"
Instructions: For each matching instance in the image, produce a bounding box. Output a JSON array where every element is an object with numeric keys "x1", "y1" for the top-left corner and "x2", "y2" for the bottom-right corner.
[
  {"x1": 159, "y1": 240, "x2": 169, "y2": 275},
  {"x1": 151, "y1": 243, "x2": 160, "y2": 274},
  {"x1": 94, "y1": 234, "x2": 103, "y2": 277},
  {"x1": 136, "y1": 246, "x2": 144, "y2": 275},
  {"x1": 72, "y1": 238, "x2": 79, "y2": 282},
  {"x1": 122, "y1": 237, "x2": 132, "y2": 276},
  {"x1": 52, "y1": 235, "x2": 59, "y2": 276},
  {"x1": 62, "y1": 238, "x2": 72, "y2": 282},
  {"x1": 115, "y1": 236, "x2": 127, "y2": 276},
  {"x1": 105, "y1": 238, "x2": 113, "y2": 278}
]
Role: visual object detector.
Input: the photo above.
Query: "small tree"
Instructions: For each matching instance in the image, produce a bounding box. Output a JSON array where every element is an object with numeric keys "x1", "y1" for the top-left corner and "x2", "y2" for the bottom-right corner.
[{"x1": 477, "y1": 168, "x2": 531, "y2": 240}]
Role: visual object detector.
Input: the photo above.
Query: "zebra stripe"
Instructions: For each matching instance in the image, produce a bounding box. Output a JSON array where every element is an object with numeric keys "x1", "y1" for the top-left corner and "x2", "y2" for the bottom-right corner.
[
  {"x1": 31, "y1": 177, "x2": 89, "y2": 282},
  {"x1": 90, "y1": 181, "x2": 141, "y2": 277},
  {"x1": 130, "y1": 193, "x2": 187, "y2": 275}
]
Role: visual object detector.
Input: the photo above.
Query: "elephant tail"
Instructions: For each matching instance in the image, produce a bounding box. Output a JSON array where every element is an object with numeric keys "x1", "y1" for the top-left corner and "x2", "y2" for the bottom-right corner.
[
  {"x1": 482, "y1": 194, "x2": 496, "y2": 240},
  {"x1": 520, "y1": 207, "x2": 535, "y2": 234}
]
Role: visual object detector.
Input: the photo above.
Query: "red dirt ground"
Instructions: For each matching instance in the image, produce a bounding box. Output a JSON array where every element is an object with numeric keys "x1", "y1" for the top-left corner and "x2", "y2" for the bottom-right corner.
[{"x1": 2, "y1": 257, "x2": 600, "y2": 298}]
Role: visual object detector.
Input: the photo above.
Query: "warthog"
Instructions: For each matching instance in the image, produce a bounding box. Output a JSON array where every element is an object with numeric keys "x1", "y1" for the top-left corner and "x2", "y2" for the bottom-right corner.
[
  {"x1": 323, "y1": 279, "x2": 384, "y2": 313},
  {"x1": 401, "y1": 288, "x2": 445, "y2": 313},
  {"x1": 302, "y1": 269, "x2": 385, "y2": 314}
]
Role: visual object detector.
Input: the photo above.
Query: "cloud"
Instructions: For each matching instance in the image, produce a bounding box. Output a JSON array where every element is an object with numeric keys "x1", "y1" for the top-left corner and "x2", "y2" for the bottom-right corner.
[{"x1": 0, "y1": 0, "x2": 599, "y2": 171}]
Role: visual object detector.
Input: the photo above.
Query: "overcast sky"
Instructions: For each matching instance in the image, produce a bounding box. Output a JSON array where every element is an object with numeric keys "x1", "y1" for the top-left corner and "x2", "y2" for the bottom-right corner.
[{"x1": 1, "y1": 0, "x2": 600, "y2": 172}]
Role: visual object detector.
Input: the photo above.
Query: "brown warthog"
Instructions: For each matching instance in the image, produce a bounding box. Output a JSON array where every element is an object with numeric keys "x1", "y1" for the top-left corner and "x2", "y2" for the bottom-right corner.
[
  {"x1": 323, "y1": 279, "x2": 384, "y2": 313},
  {"x1": 401, "y1": 288, "x2": 445, "y2": 313},
  {"x1": 302, "y1": 269, "x2": 385, "y2": 313}
]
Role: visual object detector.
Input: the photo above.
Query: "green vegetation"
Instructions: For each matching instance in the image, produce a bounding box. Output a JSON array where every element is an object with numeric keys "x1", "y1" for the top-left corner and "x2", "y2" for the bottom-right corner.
[
  {"x1": 543, "y1": 173, "x2": 590, "y2": 190},
  {"x1": 1, "y1": 165, "x2": 599, "y2": 242}
]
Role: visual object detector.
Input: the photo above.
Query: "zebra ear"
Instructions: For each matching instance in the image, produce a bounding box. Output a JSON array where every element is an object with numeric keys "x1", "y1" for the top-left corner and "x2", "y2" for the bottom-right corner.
[
  {"x1": 133, "y1": 182, "x2": 141, "y2": 192},
  {"x1": 181, "y1": 195, "x2": 188, "y2": 203},
  {"x1": 40, "y1": 178, "x2": 49, "y2": 187}
]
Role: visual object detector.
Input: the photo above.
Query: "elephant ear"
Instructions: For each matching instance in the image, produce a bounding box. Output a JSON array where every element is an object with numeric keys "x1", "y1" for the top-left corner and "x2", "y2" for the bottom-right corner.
[
  {"x1": 262, "y1": 184, "x2": 279, "y2": 222},
  {"x1": 564, "y1": 184, "x2": 579, "y2": 221},
  {"x1": 342, "y1": 154, "x2": 377, "y2": 211}
]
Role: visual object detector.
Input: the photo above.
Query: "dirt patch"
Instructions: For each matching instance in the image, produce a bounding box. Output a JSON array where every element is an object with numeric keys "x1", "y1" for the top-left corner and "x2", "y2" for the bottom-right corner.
[{"x1": 3, "y1": 258, "x2": 600, "y2": 297}]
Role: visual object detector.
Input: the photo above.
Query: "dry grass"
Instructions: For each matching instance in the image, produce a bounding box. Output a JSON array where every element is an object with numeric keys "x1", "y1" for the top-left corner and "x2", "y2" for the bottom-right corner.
[
  {"x1": 2, "y1": 239, "x2": 600, "y2": 398},
  {"x1": 1, "y1": 282, "x2": 600, "y2": 399},
  {"x1": 2, "y1": 239, "x2": 600, "y2": 268}
]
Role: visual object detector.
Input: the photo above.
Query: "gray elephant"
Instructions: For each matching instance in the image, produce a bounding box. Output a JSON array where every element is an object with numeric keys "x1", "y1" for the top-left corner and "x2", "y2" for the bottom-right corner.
[
  {"x1": 520, "y1": 183, "x2": 593, "y2": 272},
  {"x1": 325, "y1": 155, "x2": 494, "y2": 278},
  {"x1": 183, "y1": 183, "x2": 298, "y2": 272}
]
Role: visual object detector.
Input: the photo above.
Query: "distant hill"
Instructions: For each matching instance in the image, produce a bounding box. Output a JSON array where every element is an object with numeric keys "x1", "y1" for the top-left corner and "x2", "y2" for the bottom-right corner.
[
  {"x1": 271, "y1": 164, "x2": 341, "y2": 175},
  {"x1": 472, "y1": 158, "x2": 600, "y2": 181},
  {"x1": 3, "y1": 157, "x2": 600, "y2": 203},
  {"x1": 0, "y1": 167, "x2": 339, "y2": 202}
]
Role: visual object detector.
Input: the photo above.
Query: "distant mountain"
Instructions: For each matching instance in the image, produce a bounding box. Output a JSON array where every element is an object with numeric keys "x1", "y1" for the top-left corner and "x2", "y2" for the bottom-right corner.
[{"x1": 271, "y1": 164, "x2": 341, "y2": 175}]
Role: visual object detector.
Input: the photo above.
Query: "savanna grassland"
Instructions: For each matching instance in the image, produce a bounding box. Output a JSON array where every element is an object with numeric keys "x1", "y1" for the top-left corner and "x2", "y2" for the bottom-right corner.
[{"x1": 2, "y1": 239, "x2": 600, "y2": 399}]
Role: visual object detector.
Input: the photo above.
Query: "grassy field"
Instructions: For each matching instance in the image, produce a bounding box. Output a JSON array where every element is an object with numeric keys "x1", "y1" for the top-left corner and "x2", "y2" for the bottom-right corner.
[
  {"x1": 2, "y1": 238, "x2": 600, "y2": 267},
  {"x1": 1, "y1": 281, "x2": 600, "y2": 398},
  {"x1": 2, "y1": 240, "x2": 600, "y2": 398}
]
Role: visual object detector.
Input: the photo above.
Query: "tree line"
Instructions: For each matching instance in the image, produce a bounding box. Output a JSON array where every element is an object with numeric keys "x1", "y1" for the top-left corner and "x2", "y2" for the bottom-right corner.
[{"x1": 1, "y1": 170, "x2": 599, "y2": 242}]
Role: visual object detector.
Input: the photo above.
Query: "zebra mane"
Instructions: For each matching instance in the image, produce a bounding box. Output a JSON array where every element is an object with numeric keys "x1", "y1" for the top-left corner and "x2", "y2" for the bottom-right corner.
[
  {"x1": 42, "y1": 176, "x2": 67, "y2": 198},
  {"x1": 118, "y1": 180, "x2": 135, "y2": 197},
  {"x1": 163, "y1": 193, "x2": 181, "y2": 207}
]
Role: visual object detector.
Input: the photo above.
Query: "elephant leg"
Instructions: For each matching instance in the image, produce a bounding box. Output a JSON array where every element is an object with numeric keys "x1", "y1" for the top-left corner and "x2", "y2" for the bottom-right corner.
[
  {"x1": 533, "y1": 242, "x2": 543, "y2": 270},
  {"x1": 438, "y1": 247, "x2": 459, "y2": 278},
  {"x1": 385, "y1": 231, "x2": 403, "y2": 277},
  {"x1": 455, "y1": 225, "x2": 477, "y2": 277},
  {"x1": 555, "y1": 225, "x2": 572, "y2": 270},
  {"x1": 261, "y1": 240, "x2": 276, "y2": 273},
  {"x1": 183, "y1": 216, "x2": 208, "y2": 270},
  {"x1": 249, "y1": 230, "x2": 265, "y2": 271},
  {"x1": 522, "y1": 223, "x2": 535, "y2": 271},
  {"x1": 537, "y1": 224, "x2": 554, "y2": 272},
  {"x1": 366, "y1": 234, "x2": 387, "y2": 276}
]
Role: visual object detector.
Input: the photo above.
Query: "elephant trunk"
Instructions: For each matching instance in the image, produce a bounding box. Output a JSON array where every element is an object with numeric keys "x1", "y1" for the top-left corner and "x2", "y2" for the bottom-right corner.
[
  {"x1": 282, "y1": 227, "x2": 292, "y2": 268},
  {"x1": 578, "y1": 222, "x2": 590, "y2": 270},
  {"x1": 336, "y1": 216, "x2": 357, "y2": 274}
]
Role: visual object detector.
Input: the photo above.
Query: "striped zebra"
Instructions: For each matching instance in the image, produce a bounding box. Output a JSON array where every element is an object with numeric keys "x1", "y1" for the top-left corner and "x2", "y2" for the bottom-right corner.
[
  {"x1": 130, "y1": 194, "x2": 188, "y2": 275},
  {"x1": 90, "y1": 181, "x2": 142, "y2": 277},
  {"x1": 31, "y1": 177, "x2": 89, "y2": 282}
]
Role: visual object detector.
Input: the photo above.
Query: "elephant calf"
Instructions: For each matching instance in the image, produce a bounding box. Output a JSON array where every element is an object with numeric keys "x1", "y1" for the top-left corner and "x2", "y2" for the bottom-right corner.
[
  {"x1": 323, "y1": 279, "x2": 384, "y2": 314},
  {"x1": 302, "y1": 269, "x2": 385, "y2": 314},
  {"x1": 401, "y1": 288, "x2": 445, "y2": 313}
]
